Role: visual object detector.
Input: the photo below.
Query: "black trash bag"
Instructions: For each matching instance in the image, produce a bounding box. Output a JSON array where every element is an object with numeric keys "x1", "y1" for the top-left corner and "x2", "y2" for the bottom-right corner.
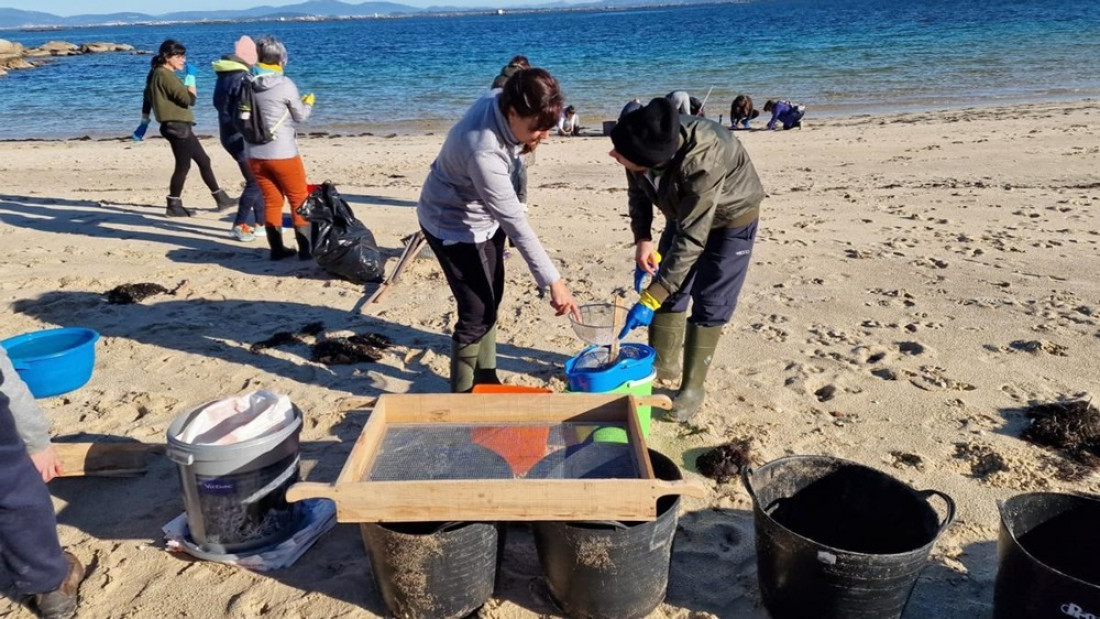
[{"x1": 296, "y1": 182, "x2": 384, "y2": 284}]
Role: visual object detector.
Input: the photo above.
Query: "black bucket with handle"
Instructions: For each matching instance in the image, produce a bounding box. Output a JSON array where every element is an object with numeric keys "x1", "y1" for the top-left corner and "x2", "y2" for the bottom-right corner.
[
  {"x1": 531, "y1": 447, "x2": 682, "y2": 619},
  {"x1": 994, "y1": 492, "x2": 1100, "y2": 619},
  {"x1": 743, "y1": 455, "x2": 955, "y2": 619}
]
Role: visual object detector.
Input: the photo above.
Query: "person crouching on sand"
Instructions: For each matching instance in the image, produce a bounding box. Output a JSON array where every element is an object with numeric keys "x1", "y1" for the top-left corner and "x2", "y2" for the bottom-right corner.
[
  {"x1": 141, "y1": 39, "x2": 238, "y2": 217},
  {"x1": 212, "y1": 36, "x2": 264, "y2": 242},
  {"x1": 610, "y1": 97, "x2": 765, "y2": 421},
  {"x1": 764, "y1": 99, "x2": 806, "y2": 130},
  {"x1": 418, "y1": 68, "x2": 581, "y2": 392},
  {"x1": 729, "y1": 94, "x2": 760, "y2": 130},
  {"x1": 245, "y1": 35, "x2": 316, "y2": 261}
]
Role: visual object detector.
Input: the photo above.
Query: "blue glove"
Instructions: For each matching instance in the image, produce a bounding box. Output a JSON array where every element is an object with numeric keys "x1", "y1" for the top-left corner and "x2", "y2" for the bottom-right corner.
[
  {"x1": 618, "y1": 303, "x2": 654, "y2": 339},
  {"x1": 632, "y1": 250, "x2": 662, "y2": 293},
  {"x1": 183, "y1": 63, "x2": 196, "y2": 88},
  {"x1": 131, "y1": 117, "x2": 150, "y2": 141}
]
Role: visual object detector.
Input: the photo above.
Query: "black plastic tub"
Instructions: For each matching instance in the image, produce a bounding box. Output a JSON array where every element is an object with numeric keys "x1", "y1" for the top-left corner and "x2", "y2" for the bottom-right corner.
[
  {"x1": 360, "y1": 520, "x2": 501, "y2": 619},
  {"x1": 532, "y1": 447, "x2": 682, "y2": 619},
  {"x1": 995, "y1": 492, "x2": 1100, "y2": 619},
  {"x1": 743, "y1": 455, "x2": 955, "y2": 619}
]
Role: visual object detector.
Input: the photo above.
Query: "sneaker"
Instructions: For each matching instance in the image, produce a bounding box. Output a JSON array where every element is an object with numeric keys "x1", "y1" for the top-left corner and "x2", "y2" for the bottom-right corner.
[
  {"x1": 34, "y1": 551, "x2": 84, "y2": 619},
  {"x1": 232, "y1": 224, "x2": 256, "y2": 242}
]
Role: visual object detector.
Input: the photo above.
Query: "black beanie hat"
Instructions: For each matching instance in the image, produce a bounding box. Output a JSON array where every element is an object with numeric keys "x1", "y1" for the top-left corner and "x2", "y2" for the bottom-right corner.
[{"x1": 611, "y1": 97, "x2": 681, "y2": 168}]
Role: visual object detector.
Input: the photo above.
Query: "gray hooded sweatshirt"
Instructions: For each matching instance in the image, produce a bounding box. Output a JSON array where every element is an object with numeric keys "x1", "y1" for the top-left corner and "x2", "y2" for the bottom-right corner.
[
  {"x1": 244, "y1": 69, "x2": 312, "y2": 160},
  {"x1": 417, "y1": 92, "x2": 561, "y2": 289},
  {"x1": 0, "y1": 345, "x2": 51, "y2": 454}
]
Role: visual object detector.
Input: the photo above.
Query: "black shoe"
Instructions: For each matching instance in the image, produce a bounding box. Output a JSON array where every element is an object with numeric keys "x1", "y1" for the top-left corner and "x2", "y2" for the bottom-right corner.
[
  {"x1": 34, "y1": 551, "x2": 84, "y2": 619},
  {"x1": 294, "y1": 225, "x2": 313, "y2": 261},
  {"x1": 265, "y1": 225, "x2": 297, "y2": 261},
  {"x1": 212, "y1": 188, "x2": 238, "y2": 212},
  {"x1": 165, "y1": 196, "x2": 194, "y2": 217}
]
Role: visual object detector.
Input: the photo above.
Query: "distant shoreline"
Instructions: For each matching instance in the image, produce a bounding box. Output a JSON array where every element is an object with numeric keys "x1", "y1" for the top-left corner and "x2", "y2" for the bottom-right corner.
[{"x1": 2, "y1": 1, "x2": 724, "y2": 32}]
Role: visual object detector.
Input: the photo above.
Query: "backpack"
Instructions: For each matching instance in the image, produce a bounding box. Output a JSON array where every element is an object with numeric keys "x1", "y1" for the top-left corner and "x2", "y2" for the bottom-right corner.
[{"x1": 234, "y1": 75, "x2": 273, "y2": 145}]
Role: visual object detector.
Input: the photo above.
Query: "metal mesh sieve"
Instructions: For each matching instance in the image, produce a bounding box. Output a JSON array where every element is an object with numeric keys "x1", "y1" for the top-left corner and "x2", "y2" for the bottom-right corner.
[{"x1": 367, "y1": 423, "x2": 639, "y2": 481}]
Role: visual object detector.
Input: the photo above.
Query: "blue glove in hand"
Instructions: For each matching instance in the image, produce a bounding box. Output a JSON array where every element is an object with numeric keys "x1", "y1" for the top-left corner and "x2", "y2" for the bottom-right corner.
[
  {"x1": 618, "y1": 303, "x2": 655, "y2": 339},
  {"x1": 632, "y1": 250, "x2": 662, "y2": 293},
  {"x1": 183, "y1": 63, "x2": 196, "y2": 88},
  {"x1": 131, "y1": 117, "x2": 150, "y2": 141}
]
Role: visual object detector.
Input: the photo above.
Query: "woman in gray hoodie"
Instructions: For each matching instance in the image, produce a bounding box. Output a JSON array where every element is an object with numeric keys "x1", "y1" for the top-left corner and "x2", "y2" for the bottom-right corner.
[
  {"x1": 245, "y1": 36, "x2": 315, "y2": 260},
  {"x1": 418, "y1": 68, "x2": 580, "y2": 392}
]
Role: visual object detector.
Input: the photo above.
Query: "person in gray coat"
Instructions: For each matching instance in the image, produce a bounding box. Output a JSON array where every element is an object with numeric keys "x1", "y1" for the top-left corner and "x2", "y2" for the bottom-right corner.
[
  {"x1": 418, "y1": 68, "x2": 581, "y2": 392},
  {"x1": 245, "y1": 35, "x2": 316, "y2": 260}
]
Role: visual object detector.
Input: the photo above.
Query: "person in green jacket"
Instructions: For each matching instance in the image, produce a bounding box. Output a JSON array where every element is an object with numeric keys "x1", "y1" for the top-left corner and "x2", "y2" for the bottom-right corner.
[
  {"x1": 611, "y1": 97, "x2": 764, "y2": 421},
  {"x1": 140, "y1": 39, "x2": 236, "y2": 217}
]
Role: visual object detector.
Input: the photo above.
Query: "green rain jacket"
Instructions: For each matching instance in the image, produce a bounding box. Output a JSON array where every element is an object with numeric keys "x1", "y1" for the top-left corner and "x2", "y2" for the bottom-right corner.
[{"x1": 625, "y1": 115, "x2": 765, "y2": 303}]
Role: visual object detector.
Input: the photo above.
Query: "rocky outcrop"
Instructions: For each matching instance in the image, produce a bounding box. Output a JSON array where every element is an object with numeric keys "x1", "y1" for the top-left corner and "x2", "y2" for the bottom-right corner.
[
  {"x1": 80, "y1": 42, "x2": 134, "y2": 54},
  {"x1": 0, "y1": 38, "x2": 134, "y2": 77},
  {"x1": 0, "y1": 39, "x2": 23, "y2": 55}
]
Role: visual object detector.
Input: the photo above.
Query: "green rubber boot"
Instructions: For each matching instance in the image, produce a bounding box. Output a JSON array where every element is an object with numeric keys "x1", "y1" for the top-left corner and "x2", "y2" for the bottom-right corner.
[
  {"x1": 450, "y1": 338, "x2": 481, "y2": 393},
  {"x1": 671, "y1": 323, "x2": 723, "y2": 422},
  {"x1": 648, "y1": 311, "x2": 686, "y2": 383},
  {"x1": 474, "y1": 324, "x2": 501, "y2": 386}
]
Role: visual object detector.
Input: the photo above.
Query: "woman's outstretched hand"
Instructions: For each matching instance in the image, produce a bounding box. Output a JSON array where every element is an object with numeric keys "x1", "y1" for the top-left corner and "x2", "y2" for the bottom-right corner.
[{"x1": 549, "y1": 279, "x2": 581, "y2": 321}]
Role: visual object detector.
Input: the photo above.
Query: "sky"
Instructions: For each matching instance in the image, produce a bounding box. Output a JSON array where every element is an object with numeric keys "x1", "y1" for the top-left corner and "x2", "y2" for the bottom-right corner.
[{"x1": 0, "y1": 0, "x2": 517, "y2": 13}]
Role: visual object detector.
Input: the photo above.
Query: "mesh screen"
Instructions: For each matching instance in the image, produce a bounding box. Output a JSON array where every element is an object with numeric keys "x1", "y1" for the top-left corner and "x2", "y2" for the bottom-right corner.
[{"x1": 367, "y1": 422, "x2": 640, "y2": 481}]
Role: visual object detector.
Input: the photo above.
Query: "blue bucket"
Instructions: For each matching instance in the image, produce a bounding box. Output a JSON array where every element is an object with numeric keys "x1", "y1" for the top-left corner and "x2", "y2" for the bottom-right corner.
[
  {"x1": 1, "y1": 327, "x2": 100, "y2": 398},
  {"x1": 564, "y1": 343, "x2": 655, "y2": 393}
]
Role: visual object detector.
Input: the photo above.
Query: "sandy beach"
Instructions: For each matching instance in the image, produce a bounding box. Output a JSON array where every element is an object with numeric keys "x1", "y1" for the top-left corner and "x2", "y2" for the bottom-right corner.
[{"x1": 1, "y1": 99, "x2": 1098, "y2": 618}]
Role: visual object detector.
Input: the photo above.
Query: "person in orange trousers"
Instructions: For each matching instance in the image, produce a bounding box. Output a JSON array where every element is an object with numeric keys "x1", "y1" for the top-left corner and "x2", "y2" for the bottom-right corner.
[{"x1": 243, "y1": 35, "x2": 315, "y2": 261}]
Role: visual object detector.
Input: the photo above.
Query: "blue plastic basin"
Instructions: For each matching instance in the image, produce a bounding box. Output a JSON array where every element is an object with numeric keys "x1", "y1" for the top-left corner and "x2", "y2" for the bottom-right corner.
[
  {"x1": 564, "y1": 343, "x2": 655, "y2": 393},
  {"x1": 1, "y1": 327, "x2": 100, "y2": 398}
]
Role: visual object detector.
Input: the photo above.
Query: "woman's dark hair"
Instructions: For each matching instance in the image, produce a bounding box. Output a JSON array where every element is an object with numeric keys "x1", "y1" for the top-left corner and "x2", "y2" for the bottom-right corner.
[
  {"x1": 498, "y1": 68, "x2": 563, "y2": 132},
  {"x1": 565, "y1": 105, "x2": 575, "y2": 115},
  {"x1": 509, "y1": 55, "x2": 530, "y2": 69},
  {"x1": 152, "y1": 39, "x2": 186, "y2": 68},
  {"x1": 763, "y1": 99, "x2": 777, "y2": 112},
  {"x1": 730, "y1": 94, "x2": 754, "y2": 118}
]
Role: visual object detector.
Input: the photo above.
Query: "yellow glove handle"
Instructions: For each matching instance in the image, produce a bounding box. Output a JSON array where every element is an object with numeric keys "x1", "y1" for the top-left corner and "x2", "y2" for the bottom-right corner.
[{"x1": 639, "y1": 291, "x2": 662, "y2": 310}]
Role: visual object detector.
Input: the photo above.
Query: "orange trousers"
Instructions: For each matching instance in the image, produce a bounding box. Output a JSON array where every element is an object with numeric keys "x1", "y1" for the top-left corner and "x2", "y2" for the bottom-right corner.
[{"x1": 248, "y1": 156, "x2": 309, "y2": 227}]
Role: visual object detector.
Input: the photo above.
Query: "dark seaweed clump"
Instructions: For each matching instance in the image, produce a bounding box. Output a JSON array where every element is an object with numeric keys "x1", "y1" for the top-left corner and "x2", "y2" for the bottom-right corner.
[
  {"x1": 250, "y1": 332, "x2": 301, "y2": 353},
  {"x1": 106, "y1": 283, "x2": 169, "y2": 304},
  {"x1": 250, "y1": 322, "x2": 329, "y2": 353},
  {"x1": 696, "y1": 439, "x2": 751, "y2": 484},
  {"x1": 1021, "y1": 400, "x2": 1100, "y2": 469},
  {"x1": 311, "y1": 333, "x2": 393, "y2": 365}
]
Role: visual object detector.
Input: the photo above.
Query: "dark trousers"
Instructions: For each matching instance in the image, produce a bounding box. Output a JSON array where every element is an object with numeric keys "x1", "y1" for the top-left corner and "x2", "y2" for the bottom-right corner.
[
  {"x1": 221, "y1": 136, "x2": 264, "y2": 227},
  {"x1": 422, "y1": 227, "x2": 506, "y2": 346},
  {"x1": 160, "y1": 122, "x2": 219, "y2": 198},
  {"x1": 659, "y1": 220, "x2": 758, "y2": 327},
  {"x1": 0, "y1": 393, "x2": 66, "y2": 598}
]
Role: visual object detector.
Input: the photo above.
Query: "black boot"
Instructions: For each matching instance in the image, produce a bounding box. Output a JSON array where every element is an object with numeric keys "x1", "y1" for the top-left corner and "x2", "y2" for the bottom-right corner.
[
  {"x1": 212, "y1": 188, "x2": 238, "y2": 212},
  {"x1": 265, "y1": 225, "x2": 297, "y2": 261},
  {"x1": 294, "y1": 225, "x2": 313, "y2": 261},
  {"x1": 165, "y1": 196, "x2": 194, "y2": 217}
]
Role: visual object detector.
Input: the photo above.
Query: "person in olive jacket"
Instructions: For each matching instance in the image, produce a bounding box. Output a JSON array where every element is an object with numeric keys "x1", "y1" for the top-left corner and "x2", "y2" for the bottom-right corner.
[
  {"x1": 610, "y1": 97, "x2": 764, "y2": 421},
  {"x1": 141, "y1": 39, "x2": 237, "y2": 217}
]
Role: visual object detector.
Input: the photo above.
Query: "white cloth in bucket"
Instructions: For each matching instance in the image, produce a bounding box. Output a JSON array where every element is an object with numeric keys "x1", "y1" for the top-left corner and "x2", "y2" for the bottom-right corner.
[{"x1": 174, "y1": 390, "x2": 295, "y2": 446}]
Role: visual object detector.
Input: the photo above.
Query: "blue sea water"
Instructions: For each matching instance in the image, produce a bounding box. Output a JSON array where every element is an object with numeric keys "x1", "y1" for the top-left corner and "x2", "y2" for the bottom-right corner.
[{"x1": 0, "y1": 0, "x2": 1098, "y2": 140}]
